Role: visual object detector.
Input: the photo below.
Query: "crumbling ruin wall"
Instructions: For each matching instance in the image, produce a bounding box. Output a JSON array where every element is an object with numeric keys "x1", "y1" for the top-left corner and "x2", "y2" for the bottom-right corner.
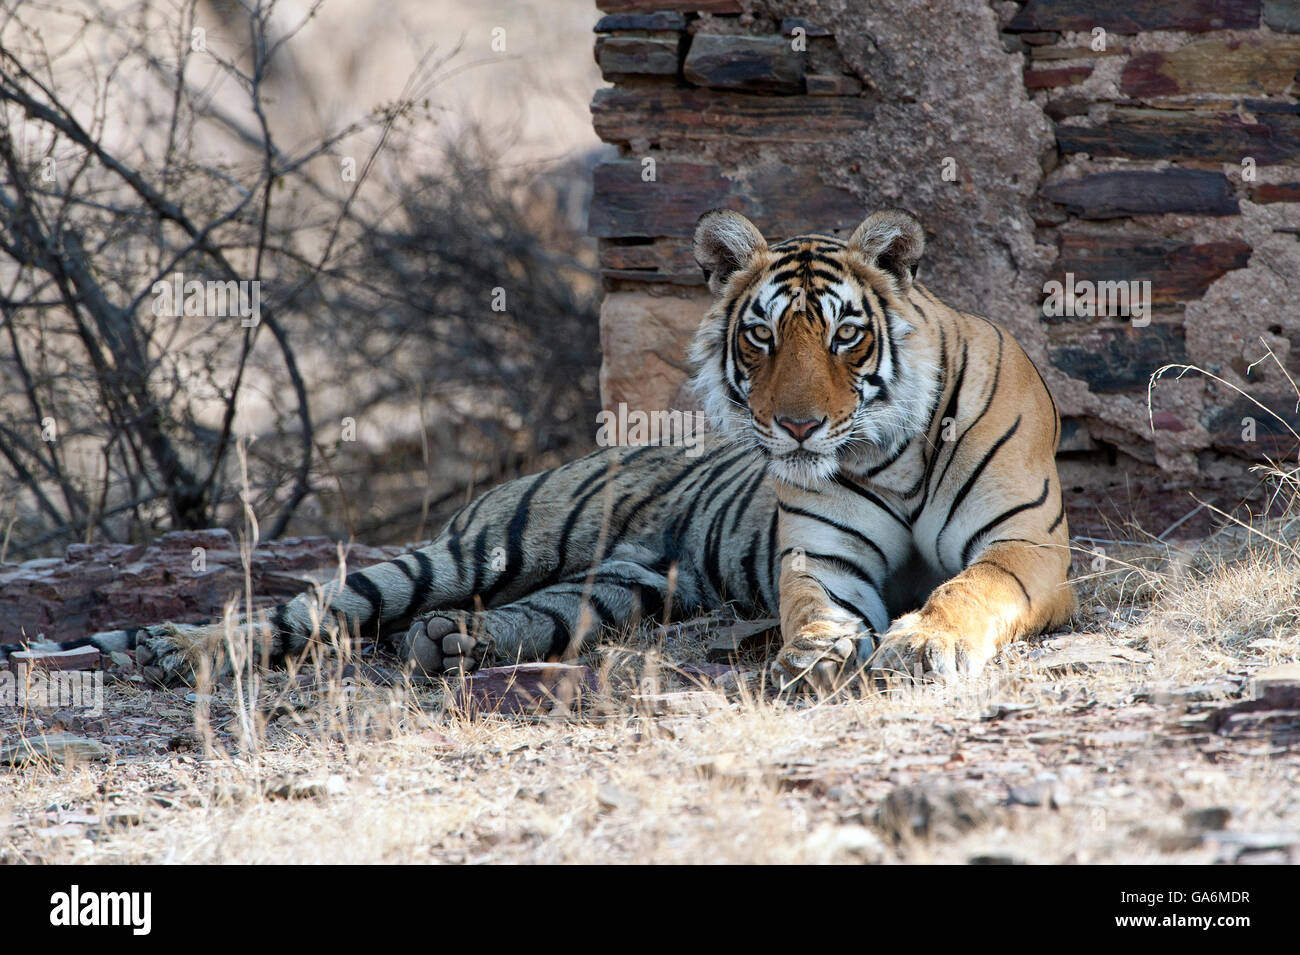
[{"x1": 589, "y1": 0, "x2": 1300, "y2": 534}]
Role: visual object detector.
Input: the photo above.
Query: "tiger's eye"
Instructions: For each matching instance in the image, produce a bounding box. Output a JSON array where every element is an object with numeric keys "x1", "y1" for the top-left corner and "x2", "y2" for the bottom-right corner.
[
  {"x1": 748, "y1": 325, "x2": 773, "y2": 342},
  {"x1": 835, "y1": 325, "x2": 861, "y2": 341}
]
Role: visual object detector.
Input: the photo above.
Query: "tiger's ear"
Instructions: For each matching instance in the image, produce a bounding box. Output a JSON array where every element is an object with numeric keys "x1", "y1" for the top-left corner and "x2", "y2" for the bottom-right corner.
[
  {"x1": 694, "y1": 209, "x2": 767, "y2": 295},
  {"x1": 849, "y1": 210, "x2": 925, "y2": 289}
]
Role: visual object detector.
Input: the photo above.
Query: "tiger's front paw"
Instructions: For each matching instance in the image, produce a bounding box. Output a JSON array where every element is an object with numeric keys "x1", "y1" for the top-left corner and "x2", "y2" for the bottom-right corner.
[
  {"x1": 771, "y1": 619, "x2": 874, "y2": 696},
  {"x1": 400, "y1": 611, "x2": 489, "y2": 681},
  {"x1": 867, "y1": 612, "x2": 994, "y2": 686}
]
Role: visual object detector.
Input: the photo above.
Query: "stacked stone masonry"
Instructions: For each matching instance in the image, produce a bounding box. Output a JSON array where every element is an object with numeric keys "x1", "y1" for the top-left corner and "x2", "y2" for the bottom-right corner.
[{"x1": 589, "y1": 0, "x2": 1300, "y2": 535}]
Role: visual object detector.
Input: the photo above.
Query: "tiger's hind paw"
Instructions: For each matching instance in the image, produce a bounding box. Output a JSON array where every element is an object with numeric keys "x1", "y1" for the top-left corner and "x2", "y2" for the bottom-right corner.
[
  {"x1": 399, "y1": 611, "x2": 490, "y2": 681},
  {"x1": 135, "y1": 624, "x2": 203, "y2": 687}
]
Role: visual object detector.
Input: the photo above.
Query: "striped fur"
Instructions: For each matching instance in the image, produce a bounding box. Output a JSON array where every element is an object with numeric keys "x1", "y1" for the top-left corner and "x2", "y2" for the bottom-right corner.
[
  {"x1": 692, "y1": 209, "x2": 1073, "y2": 688},
  {"x1": 1, "y1": 209, "x2": 1073, "y2": 690}
]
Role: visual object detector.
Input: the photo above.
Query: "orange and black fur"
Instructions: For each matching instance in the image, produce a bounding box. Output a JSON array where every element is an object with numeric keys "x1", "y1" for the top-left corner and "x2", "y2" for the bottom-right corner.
[{"x1": 1, "y1": 210, "x2": 1073, "y2": 690}]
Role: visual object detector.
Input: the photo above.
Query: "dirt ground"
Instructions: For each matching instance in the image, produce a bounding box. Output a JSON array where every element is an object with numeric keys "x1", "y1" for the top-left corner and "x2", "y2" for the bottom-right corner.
[{"x1": 2, "y1": 527, "x2": 1299, "y2": 865}]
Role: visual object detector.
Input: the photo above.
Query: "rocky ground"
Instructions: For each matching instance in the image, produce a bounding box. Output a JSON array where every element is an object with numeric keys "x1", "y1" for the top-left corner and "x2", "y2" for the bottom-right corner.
[{"x1": 2, "y1": 573, "x2": 1298, "y2": 863}]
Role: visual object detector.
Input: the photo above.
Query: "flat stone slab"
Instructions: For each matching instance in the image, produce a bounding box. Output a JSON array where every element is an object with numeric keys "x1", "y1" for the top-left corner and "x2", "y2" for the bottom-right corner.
[
  {"x1": 1, "y1": 733, "x2": 111, "y2": 766},
  {"x1": 1251, "y1": 662, "x2": 1300, "y2": 706},
  {"x1": 633, "y1": 690, "x2": 728, "y2": 717},
  {"x1": 455, "y1": 663, "x2": 597, "y2": 717},
  {"x1": 9, "y1": 645, "x2": 101, "y2": 674},
  {"x1": 1032, "y1": 644, "x2": 1153, "y2": 674},
  {"x1": 705, "y1": 618, "x2": 780, "y2": 662}
]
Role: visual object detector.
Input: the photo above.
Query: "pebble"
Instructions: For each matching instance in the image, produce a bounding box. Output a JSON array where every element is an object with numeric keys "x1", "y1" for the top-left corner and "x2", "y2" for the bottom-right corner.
[{"x1": 596, "y1": 784, "x2": 642, "y2": 813}]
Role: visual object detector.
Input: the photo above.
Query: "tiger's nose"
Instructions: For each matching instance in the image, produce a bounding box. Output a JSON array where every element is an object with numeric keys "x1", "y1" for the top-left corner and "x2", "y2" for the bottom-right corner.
[{"x1": 775, "y1": 416, "x2": 825, "y2": 443}]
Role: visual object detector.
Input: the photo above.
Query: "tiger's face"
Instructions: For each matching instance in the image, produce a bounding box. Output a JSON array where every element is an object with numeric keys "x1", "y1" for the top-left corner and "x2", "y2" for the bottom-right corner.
[{"x1": 691, "y1": 209, "x2": 933, "y2": 487}]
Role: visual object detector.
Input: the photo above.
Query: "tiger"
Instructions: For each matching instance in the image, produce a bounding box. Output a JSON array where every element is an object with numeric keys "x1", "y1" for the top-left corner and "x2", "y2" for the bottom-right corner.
[{"x1": 1, "y1": 209, "x2": 1074, "y2": 692}]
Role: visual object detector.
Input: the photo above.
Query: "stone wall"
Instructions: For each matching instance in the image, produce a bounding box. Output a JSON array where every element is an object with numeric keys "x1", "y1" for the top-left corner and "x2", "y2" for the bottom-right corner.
[{"x1": 589, "y1": 0, "x2": 1300, "y2": 535}]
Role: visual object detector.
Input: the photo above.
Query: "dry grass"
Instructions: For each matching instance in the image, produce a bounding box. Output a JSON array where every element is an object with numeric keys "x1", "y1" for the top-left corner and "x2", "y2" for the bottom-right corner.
[
  {"x1": 5, "y1": 413, "x2": 1300, "y2": 863},
  {"x1": 3, "y1": 502, "x2": 1300, "y2": 864}
]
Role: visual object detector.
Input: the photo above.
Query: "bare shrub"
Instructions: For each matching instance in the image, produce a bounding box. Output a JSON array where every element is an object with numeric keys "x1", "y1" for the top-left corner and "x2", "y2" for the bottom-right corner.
[{"x1": 0, "y1": 0, "x2": 599, "y2": 557}]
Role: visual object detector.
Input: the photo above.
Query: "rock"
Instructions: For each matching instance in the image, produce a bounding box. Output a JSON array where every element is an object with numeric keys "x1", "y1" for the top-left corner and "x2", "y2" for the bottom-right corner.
[
  {"x1": 8, "y1": 645, "x2": 100, "y2": 673},
  {"x1": 780, "y1": 17, "x2": 833, "y2": 37},
  {"x1": 1184, "y1": 807, "x2": 1232, "y2": 833},
  {"x1": 1250, "y1": 182, "x2": 1300, "y2": 203},
  {"x1": 596, "y1": 783, "x2": 642, "y2": 813},
  {"x1": 875, "y1": 781, "x2": 990, "y2": 844},
  {"x1": 981, "y1": 701, "x2": 1036, "y2": 720},
  {"x1": 104, "y1": 808, "x2": 146, "y2": 827},
  {"x1": 633, "y1": 690, "x2": 727, "y2": 717},
  {"x1": 337, "y1": 663, "x2": 400, "y2": 686},
  {"x1": 1207, "y1": 397, "x2": 1300, "y2": 461},
  {"x1": 1266, "y1": 0, "x2": 1300, "y2": 32},
  {"x1": 598, "y1": 289, "x2": 710, "y2": 412},
  {"x1": 1032, "y1": 643, "x2": 1155, "y2": 674},
  {"x1": 594, "y1": 12, "x2": 686, "y2": 33},
  {"x1": 1204, "y1": 830, "x2": 1299, "y2": 863},
  {"x1": 1056, "y1": 109, "x2": 1300, "y2": 165},
  {"x1": 676, "y1": 663, "x2": 740, "y2": 683},
  {"x1": 598, "y1": 238, "x2": 701, "y2": 285},
  {"x1": 1122, "y1": 37, "x2": 1300, "y2": 99},
  {"x1": 590, "y1": 161, "x2": 865, "y2": 243},
  {"x1": 0, "y1": 531, "x2": 403, "y2": 643},
  {"x1": 1026, "y1": 730, "x2": 1071, "y2": 744},
  {"x1": 1204, "y1": 666, "x2": 1300, "y2": 739},
  {"x1": 597, "y1": 0, "x2": 740, "y2": 13},
  {"x1": 592, "y1": 87, "x2": 875, "y2": 147},
  {"x1": 0, "y1": 733, "x2": 111, "y2": 766},
  {"x1": 805, "y1": 824, "x2": 885, "y2": 863},
  {"x1": 1008, "y1": 0, "x2": 1261, "y2": 32},
  {"x1": 1148, "y1": 679, "x2": 1242, "y2": 704},
  {"x1": 705, "y1": 618, "x2": 781, "y2": 663},
  {"x1": 1007, "y1": 782, "x2": 1055, "y2": 808},
  {"x1": 1040, "y1": 169, "x2": 1238, "y2": 219},
  {"x1": 1250, "y1": 663, "x2": 1300, "y2": 706},
  {"x1": 1024, "y1": 64, "x2": 1093, "y2": 89},
  {"x1": 804, "y1": 74, "x2": 862, "y2": 96},
  {"x1": 266, "y1": 774, "x2": 346, "y2": 800},
  {"x1": 1084, "y1": 730, "x2": 1152, "y2": 746},
  {"x1": 1210, "y1": 708, "x2": 1300, "y2": 741},
  {"x1": 683, "y1": 35, "x2": 804, "y2": 94},
  {"x1": 1049, "y1": 234, "x2": 1253, "y2": 310},
  {"x1": 597, "y1": 36, "x2": 681, "y2": 79},
  {"x1": 1049, "y1": 326, "x2": 1188, "y2": 395},
  {"x1": 455, "y1": 663, "x2": 597, "y2": 717},
  {"x1": 167, "y1": 728, "x2": 202, "y2": 751},
  {"x1": 590, "y1": 162, "x2": 730, "y2": 240}
]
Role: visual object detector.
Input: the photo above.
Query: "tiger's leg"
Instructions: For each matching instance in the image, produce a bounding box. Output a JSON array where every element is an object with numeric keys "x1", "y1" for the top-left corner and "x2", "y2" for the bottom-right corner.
[
  {"x1": 399, "y1": 560, "x2": 670, "y2": 678},
  {"x1": 770, "y1": 550, "x2": 892, "y2": 694},
  {"x1": 769, "y1": 556, "x2": 883, "y2": 691},
  {"x1": 768, "y1": 487, "x2": 906, "y2": 694},
  {"x1": 868, "y1": 538, "x2": 1074, "y2": 684},
  {"x1": 130, "y1": 550, "x2": 467, "y2": 685}
]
